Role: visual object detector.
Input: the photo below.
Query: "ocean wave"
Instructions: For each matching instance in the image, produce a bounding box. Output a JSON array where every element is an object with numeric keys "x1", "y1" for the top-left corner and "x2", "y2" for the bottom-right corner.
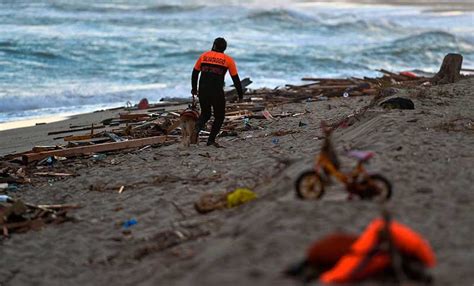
[
  {"x1": 323, "y1": 19, "x2": 399, "y2": 34},
  {"x1": 247, "y1": 9, "x2": 315, "y2": 23},
  {"x1": 0, "y1": 41, "x2": 72, "y2": 63},
  {"x1": 50, "y1": 2, "x2": 203, "y2": 14},
  {"x1": 354, "y1": 31, "x2": 474, "y2": 70},
  {"x1": 0, "y1": 83, "x2": 167, "y2": 113},
  {"x1": 245, "y1": 8, "x2": 400, "y2": 34},
  {"x1": 141, "y1": 4, "x2": 203, "y2": 13},
  {"x1": 362, "y1": 31, "x2": 474, "y2": 57}
]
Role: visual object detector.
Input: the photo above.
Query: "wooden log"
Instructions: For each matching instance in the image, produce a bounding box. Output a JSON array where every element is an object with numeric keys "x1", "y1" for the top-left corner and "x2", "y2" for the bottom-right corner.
[
  {"x1": 63, "y1": 134, "x2": 94, "y2": 142},
  {"x1": 33, "y1": 172, "x2": 74, "y2": 177},
  {"x1": 225, "y1": 110, "x2": 252, "y2": 116},
  {"x1": 32, "y1": 146, "x2": 61, "y2": 152},
  {"x1": 119, "y1": 113, "x2": 150, "y2": 120},
  {"x1": 169, "y1": 112, "x2": 181, "y2": 117},
  {"x1": 36, "y1": 204, "x2": 81, "y2": 209},
  {"x1": 22, "y1": 136, "x2": 168, "y2": 164},
  {"x1": 307, "y1": 85, "x2": 355, "y2": 90},
  {"x1": 301, "y1": 78, "x2": 354, "y2": 84},
  {"x1": 432, "y1": 53, "x2": 463, "y2": 84},
  {"x1": 67, "y1": 137, "x2": 111, "y2": 145},
  {"x1": 0, "y1": 177, "x2": 30, "y2": 184},
  {"x1": 378, "y1": 69, "x2": 410, "y2": 81},
  {"x1": 285, "y1": 82, "x2": 323, "y2": 89},
  {"x1": 361, "y1": 88, "x2": 379, "y2": 95},
  {"x1": 224, "y1": 77, "x2": 253, "y2": 102},
  {"x1": 48, "y1": 125, "x2": 105, "y2": 136}
]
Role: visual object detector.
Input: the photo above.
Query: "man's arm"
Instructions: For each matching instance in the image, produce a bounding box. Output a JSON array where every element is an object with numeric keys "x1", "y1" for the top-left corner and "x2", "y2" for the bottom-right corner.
[
  {"x1": 191, "y1": 68, "x2": 200, "y2": 95},
  {"x1": 192, "y1": 55, "x2": 202, "y2": 95},
  {"x1": 231, "y1": 74, "x2": 243, "y2": 101},
  {"x1": 227, "y1": 56, "x2": 243, "y2": 101}
]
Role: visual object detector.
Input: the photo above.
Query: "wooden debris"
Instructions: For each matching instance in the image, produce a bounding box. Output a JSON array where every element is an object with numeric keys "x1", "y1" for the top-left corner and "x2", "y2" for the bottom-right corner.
[
  {"x1": 63, "y1": 134, "x2": 95, "y2": 142},
  {"x1": 33, "y1": 172, "x2": 74, "y2": 177},
  {"x1": 32, "y1": 146, "x2": 62, "y2": 152},
  {"x1": 432, "y1": 53, "x2": 463, "y2": 84},
  {"x1": 0, "y1": 164, "x2": 31, "y2": 184},
  {"x1": 48, "y1": 124, "x2": 105, "y2": 136},
  {"x1": 0, "y1": 198, "x2": 79, "y2": 238},
  {"x1": 119, "y1": 113, "x2": 150, "y2": 121},
  {"x1": 1, "y1": 70, "x2": 439, "y2": 171},
  {"x1": 22, "y1": 136, "x2": 169, "y2": 164},
  {"x1": 36, "y1": 204, "x2": 81, "y2": 209}
]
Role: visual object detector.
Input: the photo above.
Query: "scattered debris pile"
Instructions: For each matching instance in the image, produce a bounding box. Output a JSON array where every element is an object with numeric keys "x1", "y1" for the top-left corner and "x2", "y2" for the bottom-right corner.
[
  {"x1": 195, "y1": 188, "x2": 257, "y2": 214},
  {"x1": 0, "y1": 195, "x2": 79, "y2": 238},
  {"x1": 245, "y1": 69, "x2": 431, "y2": 104},
  {"x1": 1, "y1": 162, "x2": 30, "y2": 185},
  {"x1": 0, "y1": 61, "x2": 465, "y2": 169}
]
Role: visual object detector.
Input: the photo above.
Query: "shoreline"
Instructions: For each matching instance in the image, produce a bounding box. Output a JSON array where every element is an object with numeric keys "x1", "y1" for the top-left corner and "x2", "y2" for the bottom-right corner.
[{"x1": 0, "y1": 115, "x2": 70, "y2": 132}]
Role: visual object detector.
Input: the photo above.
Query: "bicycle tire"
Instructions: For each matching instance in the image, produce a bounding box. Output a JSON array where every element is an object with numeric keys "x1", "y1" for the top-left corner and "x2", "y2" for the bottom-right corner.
[{"x1": 295, "y1": 170, "x2": 325, "y2": 200}]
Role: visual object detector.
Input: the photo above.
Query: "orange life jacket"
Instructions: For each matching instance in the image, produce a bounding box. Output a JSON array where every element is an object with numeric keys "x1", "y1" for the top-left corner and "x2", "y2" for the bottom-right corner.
[
  {"x1": 307, "y1": 233, "x2": 358, "y2": 268},
  {"x1": 319, "y1": 218, "x2": 436, "y2": 284}
]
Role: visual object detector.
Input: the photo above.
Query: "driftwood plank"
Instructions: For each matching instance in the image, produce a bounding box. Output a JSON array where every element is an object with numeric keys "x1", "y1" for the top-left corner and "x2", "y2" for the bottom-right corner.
[
  {"x1": 119, "y1": 113, "x2": 150, "y2": 120},
  {"x1": 36, "y1": 204, "x2": 81, "y2": 209},
  {"x1": 432, "y1": 53, "x2": 463, "y2": 84},
  {"x1": 33, "y1": 172, "x2": 74, "y2": 177},
  {"x1": 22, "y1": 136, "x2": 168, "y2": 164},
  {"x1": 47, "y1": 125, "x2": 105, "y2": 136},
  {"x1": 63, "y1": 134, "x2": 95, "y2": 141}
]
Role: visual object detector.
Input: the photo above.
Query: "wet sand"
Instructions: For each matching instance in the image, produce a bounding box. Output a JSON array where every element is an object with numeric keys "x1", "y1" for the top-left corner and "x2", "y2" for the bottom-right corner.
[{"x1": 0, "y1": 77, "x2": 473, "y2": 285}]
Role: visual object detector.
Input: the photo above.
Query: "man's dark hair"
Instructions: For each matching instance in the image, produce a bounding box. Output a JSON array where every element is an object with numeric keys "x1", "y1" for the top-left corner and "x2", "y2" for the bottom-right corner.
[{"x1": 212, "y1": 37, "x2": 227, "y2": 52}]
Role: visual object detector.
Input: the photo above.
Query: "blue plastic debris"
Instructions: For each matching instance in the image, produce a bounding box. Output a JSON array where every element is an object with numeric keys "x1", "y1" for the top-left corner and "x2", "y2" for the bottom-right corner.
[{"x1": 122, "y1": 218, "x2": 138, "y2": 229}]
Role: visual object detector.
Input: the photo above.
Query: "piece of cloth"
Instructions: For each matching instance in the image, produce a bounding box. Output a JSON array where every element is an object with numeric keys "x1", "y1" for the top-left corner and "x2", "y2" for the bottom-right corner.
[
  {"x1": 196, "y1": 88, "x2": 226, "y2": 144},
  {"x1": 319, "y1": 218, "x2": 436, "y2": 284}
]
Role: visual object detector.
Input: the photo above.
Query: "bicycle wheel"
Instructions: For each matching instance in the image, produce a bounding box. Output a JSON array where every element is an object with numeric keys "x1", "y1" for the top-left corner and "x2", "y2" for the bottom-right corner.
[
  {"x1": 295, "y1": 170, "x2": 325, "y2": 200},
  {"x1": 361, "y1": 174, "x2": 392, "y2": 202}
]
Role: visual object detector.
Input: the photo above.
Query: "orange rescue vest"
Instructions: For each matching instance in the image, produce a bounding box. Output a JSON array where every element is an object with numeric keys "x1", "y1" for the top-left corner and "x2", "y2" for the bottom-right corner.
[{"x1": 320, "y1": 218, "x2": 436, "y2": 284}]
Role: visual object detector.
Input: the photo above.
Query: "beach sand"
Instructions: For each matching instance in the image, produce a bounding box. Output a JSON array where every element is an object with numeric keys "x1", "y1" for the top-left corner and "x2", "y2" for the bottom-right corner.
[{"x1": 0, "y1": 77, "x2": 473, "y2": 285}]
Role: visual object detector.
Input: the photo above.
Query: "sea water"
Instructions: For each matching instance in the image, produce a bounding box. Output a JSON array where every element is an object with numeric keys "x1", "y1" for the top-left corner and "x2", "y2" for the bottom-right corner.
[{"x1": 0, "y1": 0, "x2": 473, "y2": 123}]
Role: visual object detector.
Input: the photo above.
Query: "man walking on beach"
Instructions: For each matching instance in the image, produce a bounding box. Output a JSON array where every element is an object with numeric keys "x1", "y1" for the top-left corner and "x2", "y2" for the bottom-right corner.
[{"x1": 192, "y1": 37, "x2": 243, "y2": 148}]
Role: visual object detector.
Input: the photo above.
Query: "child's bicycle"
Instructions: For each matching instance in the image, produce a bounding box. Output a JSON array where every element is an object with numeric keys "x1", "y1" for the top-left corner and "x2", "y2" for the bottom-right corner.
[{"x1": 295, "y1": 123, "x2": 392, "y2": 201}]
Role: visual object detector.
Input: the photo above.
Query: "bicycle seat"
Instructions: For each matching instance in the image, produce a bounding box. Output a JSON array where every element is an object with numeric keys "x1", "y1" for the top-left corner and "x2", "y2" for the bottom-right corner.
[{"x1": 347, "y1": 151, "x2": 374, "y2": 162}]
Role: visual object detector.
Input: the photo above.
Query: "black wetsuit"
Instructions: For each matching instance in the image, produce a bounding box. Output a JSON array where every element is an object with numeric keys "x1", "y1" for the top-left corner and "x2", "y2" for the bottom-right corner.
[{"x1": 192, "y1": 49, "x2": 243, "y2": 144}]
